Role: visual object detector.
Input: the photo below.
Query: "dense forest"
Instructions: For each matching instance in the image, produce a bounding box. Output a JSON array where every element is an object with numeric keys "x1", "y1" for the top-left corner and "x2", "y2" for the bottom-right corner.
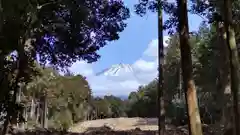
[{"x1": 1, "y1": 0, "x2": 240, "y2": 135}]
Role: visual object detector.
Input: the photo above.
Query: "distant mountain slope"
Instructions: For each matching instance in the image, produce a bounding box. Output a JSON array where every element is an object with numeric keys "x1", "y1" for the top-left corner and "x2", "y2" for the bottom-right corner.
[
  {"x1": 95, "y1": 63, "x2": 141, "y2": 83},
  {"x1": 94, "y1": 43, "x2": 169, "y2": 97},
  {"x1": 96, "y1": 63, "x2": 134, "y2": 76}
]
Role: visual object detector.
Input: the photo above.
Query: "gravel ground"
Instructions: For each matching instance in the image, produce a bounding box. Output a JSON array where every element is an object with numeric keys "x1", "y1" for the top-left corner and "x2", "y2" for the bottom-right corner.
[{"x1": 68, "y1": 117, "x2": 159, "y2": 133}]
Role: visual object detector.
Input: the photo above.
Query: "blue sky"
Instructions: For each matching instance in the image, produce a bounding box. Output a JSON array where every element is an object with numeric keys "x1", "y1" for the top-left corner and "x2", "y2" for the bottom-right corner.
[
  {"x1": 93, "y1": 0, "x2": 202, "y2": 72},
  {"x1": 69, "y1": 0, "x2": 203, "y2": 96}
]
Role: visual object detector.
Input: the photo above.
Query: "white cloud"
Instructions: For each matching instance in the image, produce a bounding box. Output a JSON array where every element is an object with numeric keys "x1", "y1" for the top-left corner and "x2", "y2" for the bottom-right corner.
[
  {"x1": 133, "y1": 59, "x2": 157, "y2": 72},
  {"x1": 69, "y1": 61, "x2": 140, "y2": 96},
  {"x1": 133, "y1": 36, "x2": 169, "y2": 85},
  {"x1": 69, "y1": 61, "x2": 94, "y2": 77},
  {"x1": 143, "y1": 36, "x2": 169, "y2": 57},
  {"x1": 86, "y1": 75, "x2": 141, "y2": 96},
  {"x1": 69, "y1": 36, "x2": 169, "y2": 96}
]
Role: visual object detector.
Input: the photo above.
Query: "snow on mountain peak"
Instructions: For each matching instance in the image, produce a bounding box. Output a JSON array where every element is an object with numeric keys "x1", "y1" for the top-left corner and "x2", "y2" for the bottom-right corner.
[{"x1": 96, "y1": 63, "x2": 134, "y2": 77}]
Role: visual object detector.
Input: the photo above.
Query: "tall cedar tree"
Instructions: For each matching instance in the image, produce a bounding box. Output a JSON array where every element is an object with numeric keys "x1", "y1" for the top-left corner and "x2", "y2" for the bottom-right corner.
[
  {"x1": 158, "y1": 1, "x2": 165, "y2": 134},
  {"x1": 223, "y1": 0, "x2": 240, "y2": 134},
  {"x1": 134, "y1": 1, "x2": 167, "y2": 133},
  {"x1": 176, "y1": 0, "x2": 203, "y2": 135}
]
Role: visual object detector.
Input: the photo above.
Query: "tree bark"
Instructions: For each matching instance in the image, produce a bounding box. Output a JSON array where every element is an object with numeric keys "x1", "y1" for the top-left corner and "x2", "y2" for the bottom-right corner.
[
  {"x1": 30, "y1": 98, "x2": 35, "y2": 119},
  {"x1": 177, "y1": 0, "x2": 203, "y2": 135},
  {"x1": 36, "y1": 103, "x2": 40, "y2": 125},
  {"x1": 215, "y1": 22, "x2": 229, "y2": 126},
  {"x1": 41, "y1": 95, "x2": 48, "y2": 128},
  {"x1": 0, "y1": 0, "x2": 2, "y2": 32},
  {"x1": 223, "y1": 0, "x2": 240, "y2": 134},
  {"x1": 158, "y1": 1, "x2": 165, "y2": 134},
  {"x1": 2, "y1": 44, "x2": 27, "y2": 135}
]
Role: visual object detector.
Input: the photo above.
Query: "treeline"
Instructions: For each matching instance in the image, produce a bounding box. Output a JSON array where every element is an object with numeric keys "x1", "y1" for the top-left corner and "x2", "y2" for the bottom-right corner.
[
  {"x1": 21, "y1": 21, "x2": 233, "y2": 130},
  {"x1": 18, "y1": 66, "x2": 154, "y2": 130},
  {"x1": 134, "y1": 0, "x2": 240, "y2": 135},
  {"x1": 126, "y1": 22, "x2": 237, "y2": 128},
  {"x1": 16, "y1": 67, "x2": 127, "y2": 130},
  {"x1": 83, "y1": 22, "x2": 240, "y2": 132},
  {"x1": 5, "y1": 19, "x2": 240, "y2": 134}
]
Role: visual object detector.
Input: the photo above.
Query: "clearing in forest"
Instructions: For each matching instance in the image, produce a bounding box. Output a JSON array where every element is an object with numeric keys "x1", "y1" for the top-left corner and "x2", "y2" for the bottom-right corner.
[{"x1": 68, "y1": 117, "x2": 159, "y2": 133}]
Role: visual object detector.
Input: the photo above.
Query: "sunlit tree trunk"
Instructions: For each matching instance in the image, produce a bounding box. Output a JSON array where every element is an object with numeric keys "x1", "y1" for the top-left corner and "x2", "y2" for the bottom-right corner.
[
  {"x1": 41, "y1": 95, "x2": 48, "y2": 128},
  {"x1": 16, "y1": 84, "x2": 22, "y2": 129},
  {"x1": 44, "y1": 96, "x2": 48, "y2": 128},
  {"x1": 158, "y1": 0, "x2": 165, "y2": 134},
  {"x1": 30, "y1": 98, "x2": 35, "y2": 119},
  {"x1": 177, "y1": 0, "x2": 203, "y2": 135},
  {"x1": 223, "y1": 0, "x2": 240, "y2": 134}
]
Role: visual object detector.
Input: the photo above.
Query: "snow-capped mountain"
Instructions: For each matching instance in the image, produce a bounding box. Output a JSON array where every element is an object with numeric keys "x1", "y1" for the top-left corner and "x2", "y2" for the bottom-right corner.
[
  {"x1": 96, "y1": 63, "x2": 134, "y2": 76},
  {"x1": 95, "y1": 63, "x2": 141, "y2": 82},
  {"x1": 94, "y1": 63, "x2": 156, "y2": 96}
]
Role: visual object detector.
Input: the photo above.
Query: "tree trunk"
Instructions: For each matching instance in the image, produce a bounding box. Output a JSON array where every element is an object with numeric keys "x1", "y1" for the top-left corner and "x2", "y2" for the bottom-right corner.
[
  {"x1": 19, "y1": 107, "x2": 27, "y2": 129},
  {"x1": 30, "y1": 98, "x2": 35, "y2": 119},
  {"x1": 2, "y1": 72, "x2": 21, "y2": 134},
  {"x1": 2, "y1": 43, "x2": 27, "y2": 135},
  {"x1": 223, "y1": 0, "x2": 240, "y2": 134},
  {"x1": 16, "y1": 84, "x2": 22, "y2": 129},
  {"x1": 41, "y1": 95, "x2": 48, "y2": 128},
  {"x1": 178, "y1": 66, "x2": 183, "y2": 100},
  {"x1": 0, "y1": 0, "x2": 2, "y2": 32},
  {"x1": 215, "y1": 22, "x2": 229, "y2": 126},
  {"x1": 36, "y1": 103, "x2": 40, "y2": 125},
  {"x1": 177, "y1": 0, "x2": 203, "y2": 135},
  {"x1": 158, "y1": 1, "x2": 165, "y2": 134}
]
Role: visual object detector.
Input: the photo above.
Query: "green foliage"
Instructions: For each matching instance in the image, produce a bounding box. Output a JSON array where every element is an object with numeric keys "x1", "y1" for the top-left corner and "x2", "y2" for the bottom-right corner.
[
  {"x1": 103, "y1": 95, "x2": 127, "y2": 118},
  {"x1": 134, "y1": 0, "x2": 178, "y2": 34},
  {"x1": 0, "y1": 0, "x2": 130, "y2": 67},
  {"x1": 23, "y1": 68, "x2": 130, "y2": 130},
  {"x1": 22, "y1": 68, "x2": 92, "y2": 130},
  {"x1": 50, "y1": 109, "x2": 73, "y2": 130},
  {"x1": 3, "y1": 0, "x2": 240, "y2": 133},
  {"x1": 125, "y1": 23, "x2": 233, "y2": 126},
  {"x1": 13, "y1": 18, "x2": 237, "y2": 132},
  {"x1": 0, "y1": 0, "x2": 130, "y2": 132}
]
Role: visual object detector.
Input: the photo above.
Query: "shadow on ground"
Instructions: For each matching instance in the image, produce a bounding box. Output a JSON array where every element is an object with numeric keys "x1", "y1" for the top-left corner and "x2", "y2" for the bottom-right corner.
[
  {"x1": 11, "y1": 129, "x2": 183, "y2": 135},
  {"x1": 133, "y1": 118, "x2": 158, "y2": 126},
  {"x1": 9, "y1": 125, "x2": 216, "y2": 135}
]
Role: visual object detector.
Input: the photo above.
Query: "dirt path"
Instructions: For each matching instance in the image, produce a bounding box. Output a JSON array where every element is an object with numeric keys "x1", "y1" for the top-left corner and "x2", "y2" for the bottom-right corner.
[{"x1": 68, "y1": 117, "x2": 159, "y2": 133}]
